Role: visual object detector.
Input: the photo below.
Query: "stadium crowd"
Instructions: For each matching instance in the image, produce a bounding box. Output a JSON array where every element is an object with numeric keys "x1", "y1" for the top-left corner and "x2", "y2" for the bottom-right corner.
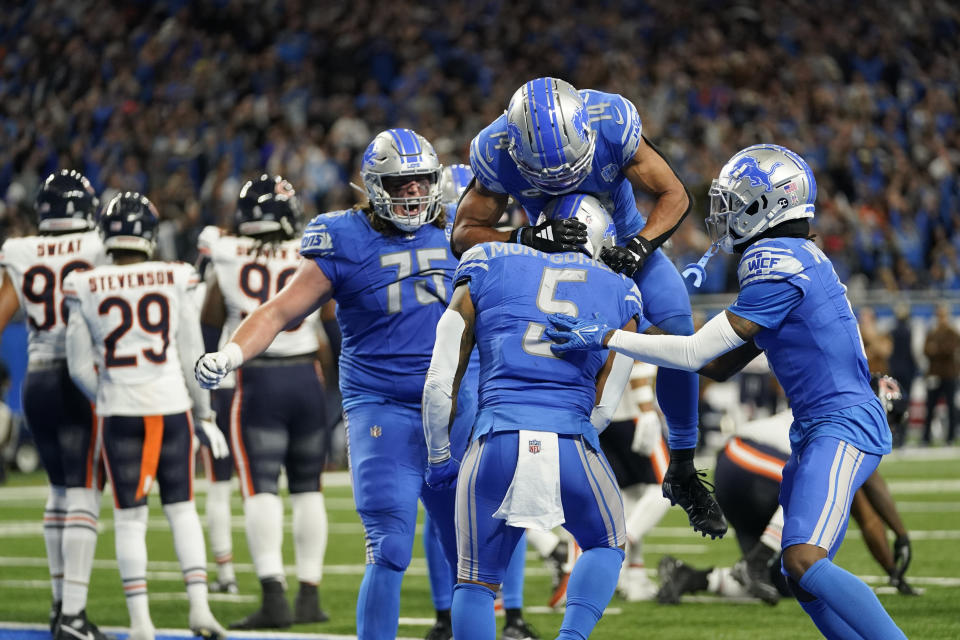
[{"x1": 0, "y1": 0, "x2": 958, "y2": 291}]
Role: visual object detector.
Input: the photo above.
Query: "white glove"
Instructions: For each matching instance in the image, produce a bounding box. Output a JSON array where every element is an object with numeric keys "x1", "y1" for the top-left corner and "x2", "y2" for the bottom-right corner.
[
  {"x1": 195, "y1": 415, "x2": 230, "y2": 459},
  {"x1": 631, "y1": 411, "x2": 663, "y2": 456},
  {"x1": 195, "y1": 342, "x2": 243, "y2": 390}
]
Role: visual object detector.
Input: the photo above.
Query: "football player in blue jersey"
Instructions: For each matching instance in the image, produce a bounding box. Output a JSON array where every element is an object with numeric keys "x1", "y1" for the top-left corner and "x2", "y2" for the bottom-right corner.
[
  {"x1": 452, "y1": 77, "x2": 725, "y2": 539},
  {"x1": 423, "y1": 194, "x2": 646, "y2": 640},
  {"x1": 546, "y1": 145, "x2": 907, "y2": 639},
  {"x1": 195, "y1": 128, "x2": 468, "y2": 640}
]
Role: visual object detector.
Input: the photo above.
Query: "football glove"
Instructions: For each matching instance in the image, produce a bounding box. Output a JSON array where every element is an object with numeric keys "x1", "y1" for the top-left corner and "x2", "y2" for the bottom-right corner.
[
  {"x1": 599, "y1": 245, "x2": 639, "y2": 276},
  {"x1": 662, "y1": 448, "x2": 728, "y2": 539},
  {"x1": 195, "y1": 415, "x2": 230, "y2": 459},
  {"x1": 621, "y1": 236, "x2": 655, "y2": 276},
  {"x1": 544, "y1": 313, "x2": 612, "y2": 353},
  {"x1": 510, "y1": 218, "x2": 587, "y2": 253},
  {"x1": 195, "y1": 343, "x2": 243, "y2": 390},
  {"x1": 631, "y1": 411, "x2": 662, "y2": 456},
  {"x1": 426, "y1": 457, "x2": 460, "y2": 490}
]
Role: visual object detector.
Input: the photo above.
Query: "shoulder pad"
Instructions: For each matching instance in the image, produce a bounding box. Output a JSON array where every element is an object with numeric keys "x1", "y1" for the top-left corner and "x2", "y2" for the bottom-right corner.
[
  {"x1": 738, "y1": 241, "x2": 807, "y2": 287},
  {"x1": 197, "y1": 225, "x2": 223, "y2": 256},
  {"x1": 453, "y1": 243, "x2": 492, "y2": 285},
  {"x1": 300, "y1": 211, "x2": 351, "y2": 258},
  {"x1": 582, "y1": 91, "x2": 643, "y2": 166},
  {"x1": 469, "y1": 119, "x2": 510, "y2": 194}
]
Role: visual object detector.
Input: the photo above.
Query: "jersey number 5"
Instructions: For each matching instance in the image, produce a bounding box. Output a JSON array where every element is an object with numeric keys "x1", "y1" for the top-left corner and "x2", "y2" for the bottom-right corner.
[
  {"x1": 99, "y1": 294, "x2": 170, "y2": 367},
  {"x1": 522, "y1": 267, "x2": 587, "y2": 359}
]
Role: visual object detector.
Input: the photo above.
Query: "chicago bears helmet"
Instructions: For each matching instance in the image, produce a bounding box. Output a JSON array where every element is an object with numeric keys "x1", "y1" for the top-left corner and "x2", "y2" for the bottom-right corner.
[
  {"x1": 707, "y1": 144, "x2": 817, "y2": 252},
  {"x1": 361, "y1": 128, "x2": 443, "y2": 232},
  {"x1": 439, "y1": 164, "x2": 474, "y2": 205},
  {"x1": 99, "y1": 192, "x2": 159, "y2": 256},
  {"x1": 506, "y1": 78, "x2": 596, "y2": 195},
  {"x1": 540, "y1": 193, "x2": 616, "y2": 259},
  {"x1": 236, "y1": 174, "x2": 300, "y2": 238},
  {"x1": 35, "y1": 170, "x2": 99, "y2": 232}
]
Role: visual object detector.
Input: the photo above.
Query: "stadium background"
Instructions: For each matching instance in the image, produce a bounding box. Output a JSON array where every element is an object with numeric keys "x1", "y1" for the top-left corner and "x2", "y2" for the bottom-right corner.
[{"x1": 0, "y1": 1, "x2": 958, "y2": 638}]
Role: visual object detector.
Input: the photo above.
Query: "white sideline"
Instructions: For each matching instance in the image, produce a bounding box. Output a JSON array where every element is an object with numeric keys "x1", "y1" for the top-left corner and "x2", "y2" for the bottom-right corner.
[{"x1": 0, "y1": 622, "x2": 422, "y2": 640}]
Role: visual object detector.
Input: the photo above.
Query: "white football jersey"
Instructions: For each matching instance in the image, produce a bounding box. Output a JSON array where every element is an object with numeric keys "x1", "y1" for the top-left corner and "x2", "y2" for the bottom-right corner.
[
  {"x1": 0, "y1": 230, "x2": 103, "y2": 363},
  {"x1": 198, "y1": 226, "x2": 319, "y2": 357},
  {"x1": 64, "y1": 261, "x2": 200, "y2": 416}
]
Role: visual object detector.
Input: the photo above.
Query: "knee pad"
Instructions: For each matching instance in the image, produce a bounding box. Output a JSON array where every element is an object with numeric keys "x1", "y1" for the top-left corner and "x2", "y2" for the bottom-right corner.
[
  {"x1": 374, "y1": 532, "x2": 414, "y2": 572},
  {"x1": 785, "y1": 575, "x2": 816, "y2": 603}
]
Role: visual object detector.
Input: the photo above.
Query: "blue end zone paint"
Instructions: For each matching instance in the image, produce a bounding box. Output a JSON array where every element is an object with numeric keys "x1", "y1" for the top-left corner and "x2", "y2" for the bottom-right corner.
[{"x1": 0, "y1": 625, "x2": 424, "y2": 640}]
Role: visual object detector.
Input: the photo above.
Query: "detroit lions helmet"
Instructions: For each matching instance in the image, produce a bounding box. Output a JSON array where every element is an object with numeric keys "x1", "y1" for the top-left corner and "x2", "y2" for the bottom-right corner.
[
  {"x1": 361, "y1": 128, "x2": 443, "y2": 232},
  {"x1": 35, "y1": 170, "x2": 99, "y2": 232},
  {"x1": 99, "y1": 192, "x2": 159, "y2": 256},
  {"x1": 236, "y1": 174, "x2": 300, "y2": 238},
  {"x1": 506, "y1": 78, "x2": 596, "y2": 195},
  {"x1": 540, "y1": 193, "x2": 616, "y2": 259},
  {"x1": 707, "y1": 144, "x2": 817, "y2": 252},
  {"x1": 439, "y1": 164, "x2": 474, "y2": 205}
]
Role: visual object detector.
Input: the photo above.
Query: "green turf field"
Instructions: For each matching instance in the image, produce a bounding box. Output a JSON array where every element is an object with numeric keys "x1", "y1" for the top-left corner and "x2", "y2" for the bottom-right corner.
[{"x1": 0, "y1": 450, "x2": 958, "y2": 639}]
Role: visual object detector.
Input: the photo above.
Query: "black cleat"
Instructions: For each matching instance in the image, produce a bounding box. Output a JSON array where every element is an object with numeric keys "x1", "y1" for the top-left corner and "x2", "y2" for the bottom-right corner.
[
  {"x1": 55, "y1": 611, "x2": 114, "y2": 640},
  {"x1": 49, "y1": 601, "x2": 62, "y2": 635},
  {"x1": 424, "y1": 619, "x2": 453, "y2": 640},
  {"x1": 293, "y1": 582, "x2": 329, "y2": 623},
  {"x1": 662, "y1": 470, "x2": 727, "y2": 539},
  {"x1": 210, "y1": 579, "x2": 239, "y2": 595},
  {"x1": 544, "y1": 540, "x2": 569, "y2": 591},
  {"x1": 730, "y1": 543, "x2": 780, "y2": 605},
  {"x1": 230, "y1": 579, "x2": 292, "y2": 629},
  {"x1": 889, "y1": 575, "x2": 918, "y2": 596},
  {"x1": 501, "y1": 617, "x2": 541, "y2": 640},
  {"x1": 656, "y1": 555, "x2": 709, "y2": 605}
]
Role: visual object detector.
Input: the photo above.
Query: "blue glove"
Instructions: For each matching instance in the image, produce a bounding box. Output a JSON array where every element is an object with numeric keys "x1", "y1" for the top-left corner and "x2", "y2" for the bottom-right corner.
[
  {"x1": 544, "y1": 313, "x2": 612, "y2": 354},
  {"x1": 426, "y1": 458, "x2": 460, "y2": 490}
]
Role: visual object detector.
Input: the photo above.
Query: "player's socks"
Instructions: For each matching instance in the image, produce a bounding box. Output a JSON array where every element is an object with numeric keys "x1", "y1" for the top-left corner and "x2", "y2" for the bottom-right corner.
[
  {"x1": 291, "y1": 491, "x2": 327, "y2": 585},
  {"x1": 451, "y1": 583, "x2": 496, "y2": 640},
  {"x1": 423, "y1": 513, "x2": 454, "y2": 610},
  {"x1": 206, "y1": 480, "x2": 235, "y2": 585},
  {"x1": 61, "y1": 487, "x2": 101, "y2": 615},
  {"x1": 706, "y1": 567, "x2": 748, "y2": 597},
  {"x1": 653, "y1": 314, "x2": 699, "y2": 450},
  {"x1": 43, "y1": 486, "x2": 67, "y2": 606},
  {"x1": 798, "y1": 558, "x2": 907, "y2": 639},
  {"x1": 356, "y1": 563, "x2": 404, "y2": 640},
  {"x1": 625, "y1": 483, "x2": 671, "y2": 542},
  {"x1": 502, "y1": 532, "x2": 526, "y2": 610},
  {"x1": 797, "y1": 597, "x2": 862, "y2": 639},
  {"x1": 556, "y1": 547, "x2": 624, "y2": 640},
  {"x1": 245, "y1": 492, "x2": 285, "y2": 580},
  {"x1": 114, "y1": 506, "x2": 152, "y2": 629},
  {"x1": 162, "y1": 501, "x2": 210, "y2": 609},
  {"x1": 760, "y1": 506, "x2": 784, "y2": 551}
]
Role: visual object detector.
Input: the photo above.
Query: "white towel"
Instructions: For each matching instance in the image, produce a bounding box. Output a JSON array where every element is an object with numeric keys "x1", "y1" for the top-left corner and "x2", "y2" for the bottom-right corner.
[{"x1": 493, "y1": 430, "x2": 565, "y2": 530}]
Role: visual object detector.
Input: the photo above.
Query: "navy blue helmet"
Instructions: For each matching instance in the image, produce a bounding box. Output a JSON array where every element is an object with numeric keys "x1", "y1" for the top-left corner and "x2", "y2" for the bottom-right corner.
[
  {"x1": 236, "y1": 174, "x2": 301, "y2": 238},
  {"x1": 100, "y1": 192, "x2": 159, "y2": 256},
  {"x1": 35, "y1": 170, "x2": 99, "y2": 232}
]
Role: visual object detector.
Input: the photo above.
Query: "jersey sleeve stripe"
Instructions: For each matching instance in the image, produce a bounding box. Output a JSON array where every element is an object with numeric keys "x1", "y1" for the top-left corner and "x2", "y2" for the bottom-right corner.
[{"x1": 741, "y1": 272, "x2": 810, "y2": 286}]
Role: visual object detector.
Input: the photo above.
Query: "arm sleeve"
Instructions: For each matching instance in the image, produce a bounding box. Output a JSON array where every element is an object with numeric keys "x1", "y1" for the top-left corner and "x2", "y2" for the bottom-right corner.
[
  {"x1": 728, "y1": 279, "x2": 804, "y2": 330},
  {"x1": 65, "y1": 299, "x2": 98, "y2": 403},
  {"x1": 590, "y1": 351, "x2": 634, "y2": 432},
  {"x1": 177, "y1": 285, "x2": 213, "y2": 419},
  {"x1": 606, "y1": 310, "x2": 746, "y2": 371},
  {"x1": 422, "y1": 308, "x2": 467, "y2": 463}
]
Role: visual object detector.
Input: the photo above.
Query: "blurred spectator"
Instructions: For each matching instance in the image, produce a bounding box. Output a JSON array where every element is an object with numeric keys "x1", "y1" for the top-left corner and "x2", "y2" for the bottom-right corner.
[
  {"x1": 889, "y1": 303, "x2": 919, "y2": 396},
  {"x1": 922, "y1": 303, "x2": 960, "y2": 445},
  {"x1": 859, "y1": 306, "x2": 892, "y2": 374}
]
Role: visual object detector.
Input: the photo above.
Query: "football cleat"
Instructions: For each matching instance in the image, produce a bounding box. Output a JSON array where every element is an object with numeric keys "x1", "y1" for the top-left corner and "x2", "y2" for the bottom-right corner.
[
  {"x1": 210, "y1": 578, "x2": 239, "y2": 595},
  {"x1": 501, "y1": 617, "x2": 541, "y2": 640},
  {"x1": 188, "y1": 607, "x2": 226, "y2": 640},
  {"x1": 656, "y1": 555, "x2": 709, "y2": 605},
  {"x1": 49, "y1": 600, "x2": 62, "y2": 635},
  {"x1": 55, "y1": 611, "x2": 114, "y2": 640},
  {"x1": 229, "y1": 579, "x2": 292, "y2": 629},
  {"x1": 730, "y1": 543, "x2": 781, "y2": 605},
  {"x1": 662, "y1": 470, "x2": 728, "y2": 539},
  {"x1": 293, "y1": 582, "x2": 329, "y2": 623},
  {"x1": 424, "y1": 619, "x2": 453, "y2": 640},
  {"x1": 544, "y1": 540, "x2": 569, "y2": 591},
  {"x1": 618, "y1": 566, "x2": 659, "y2": 602}
]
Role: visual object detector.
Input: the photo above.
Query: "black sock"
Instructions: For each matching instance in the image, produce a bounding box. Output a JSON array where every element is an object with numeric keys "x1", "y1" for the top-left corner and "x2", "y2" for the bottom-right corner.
[
  {"x1": 435, "y1": 609, "x2": 451, "y2": 625},
  {"x1": 505, "y1": 608, "x2": 523, "y2": 626}
]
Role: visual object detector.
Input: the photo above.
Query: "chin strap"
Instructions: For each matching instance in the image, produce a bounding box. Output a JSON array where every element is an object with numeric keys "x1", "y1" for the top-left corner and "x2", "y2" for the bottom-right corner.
[{"x1": 681, "y1": 243, "x2": 720, "y2": 289}]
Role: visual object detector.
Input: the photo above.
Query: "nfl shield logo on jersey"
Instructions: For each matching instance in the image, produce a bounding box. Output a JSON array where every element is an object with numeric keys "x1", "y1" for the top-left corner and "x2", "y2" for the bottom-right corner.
[
  {"x1": 370, "y1": 425, "x2": 382, "y2": 438},
  {"x1": 528, "y1": 439, "x2": 541, "y2": 454}
]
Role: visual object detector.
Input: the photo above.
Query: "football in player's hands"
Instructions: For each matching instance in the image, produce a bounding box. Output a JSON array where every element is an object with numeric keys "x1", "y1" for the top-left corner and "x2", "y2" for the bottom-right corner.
[
  {"x1": 195, "y1": 415, "x2": 230, "y2": 459},
  {"x1": 544, "y1": 313, "x2": 611, "y2": 353},
  {"x1": 426, "y1": 458, "x2": 460, "y2": 490}
]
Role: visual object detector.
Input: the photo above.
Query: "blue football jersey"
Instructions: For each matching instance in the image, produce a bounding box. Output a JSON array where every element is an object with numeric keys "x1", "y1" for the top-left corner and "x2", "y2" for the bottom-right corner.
[
  {"x1": 727, "y1": 238, "x2": 889, "y2": 452},
  {"x1": 470, "y1": 89, "x2": 645, "y2": 244},
  {"x1": 301, "y1": 210, "x2": 458, "y2": 409},
  {"x1": 454, "y1": 242, "x2": 645, "y2": 445}
]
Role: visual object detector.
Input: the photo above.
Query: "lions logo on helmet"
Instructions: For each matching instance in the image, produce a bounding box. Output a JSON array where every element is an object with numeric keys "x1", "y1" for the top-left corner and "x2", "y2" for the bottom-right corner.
[
  {"x1": 506, "y1": 78, "x2": 597, "y2": 195},
  {"x1": 707, "y1": 144, "x2": 817, "y2": 253},
  {"x1": 539, "y1": 193, "x2": 616, "y2": 259},
  {"x1": 236, "y1": 174, "x2": 301, "y2": 238},
  {"x1": 35, "y1": 170, "x2": 99, "y2": 232},
  {"x1": 99, "y1": 192, "x2": 160, "y2": 257},
  {"x1": 361, "y1": 128, "x2": 443, "y2": 232}
]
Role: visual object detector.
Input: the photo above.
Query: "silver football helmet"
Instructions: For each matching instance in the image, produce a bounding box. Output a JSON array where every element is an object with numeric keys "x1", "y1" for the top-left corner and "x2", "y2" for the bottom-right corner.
[
  {"x1": 439, "y1": 164, "x2": 474, "y2": 205},
  {"x1": 361, "y1": 128, "x2": 443, "y2": 232},
  {"x1": 707, "y1": 144, "x2": 817, "y2": 252},
  {"x1": 506, "y1": 77, "x2": 596, "y2": 195},
  {"x1": 540, "y1": 193, "x2": 616, "y2": 258}
]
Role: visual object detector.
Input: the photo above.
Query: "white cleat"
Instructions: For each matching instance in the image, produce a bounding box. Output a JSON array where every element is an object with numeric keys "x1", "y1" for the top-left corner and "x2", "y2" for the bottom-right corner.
[
  {"x1": 128, "y1": 624, "x2": 156, "y2": 640},
  {"x1": 189, "y1": 608, "x2": 227, "y2": 640},
  {"x1": 619, "y1": 567, "x2": 659, "y2": 602}
]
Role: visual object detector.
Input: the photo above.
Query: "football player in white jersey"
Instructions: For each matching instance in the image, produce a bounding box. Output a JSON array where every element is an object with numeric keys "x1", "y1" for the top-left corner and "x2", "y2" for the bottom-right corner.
[
  {"x1": 63, "y1": 192, "x2": 228, "y2": 640},
  {"x1": 0, "y1": 170, "x2": 106, "y2": 638},
  {"x1": 198, "y1": 175, "x2": 331, "y2": 629}
]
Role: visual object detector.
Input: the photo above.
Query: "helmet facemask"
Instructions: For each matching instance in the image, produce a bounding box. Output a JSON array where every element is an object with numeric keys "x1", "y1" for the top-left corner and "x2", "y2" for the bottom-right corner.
[{"x1": 365, "y1": 169, "x2": 442, "y2": 232}]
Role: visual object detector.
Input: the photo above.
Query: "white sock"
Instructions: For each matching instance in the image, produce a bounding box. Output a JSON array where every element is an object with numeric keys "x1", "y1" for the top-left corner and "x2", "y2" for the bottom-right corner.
[
  {"x1": 525, "y1": 528, "x2": 560, "y2": 558},
  {"x1": 206, "y1": 480, "x2": 235, "y2": 583},
  {"x1": 163, "y1": 501, "x2": 210, "y2": 611},
  {"x1": 626, "y1": 483, "x2": 671, "y2": 542},
  {"x1": 708, "y1": 567, "x2": 749, "y2": 597},
  {"x1": 114, "y1": 506, "x2": 152, "y2": 629},
  {"x1": 760, "y1": 506, "x2": 784, "y2": 552},
  {"x1": 43, "y1": 486, "x2": 67, "y2": 604},
  {"x1": 291, "y1": 491, "x2": 327, "y2": 585},
  {"x1": 245, "y1": 493, "x2": 285, "y2": 581},
  {"x1": 62, "y1": 488, "x2": 101, "y2": 615}
]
